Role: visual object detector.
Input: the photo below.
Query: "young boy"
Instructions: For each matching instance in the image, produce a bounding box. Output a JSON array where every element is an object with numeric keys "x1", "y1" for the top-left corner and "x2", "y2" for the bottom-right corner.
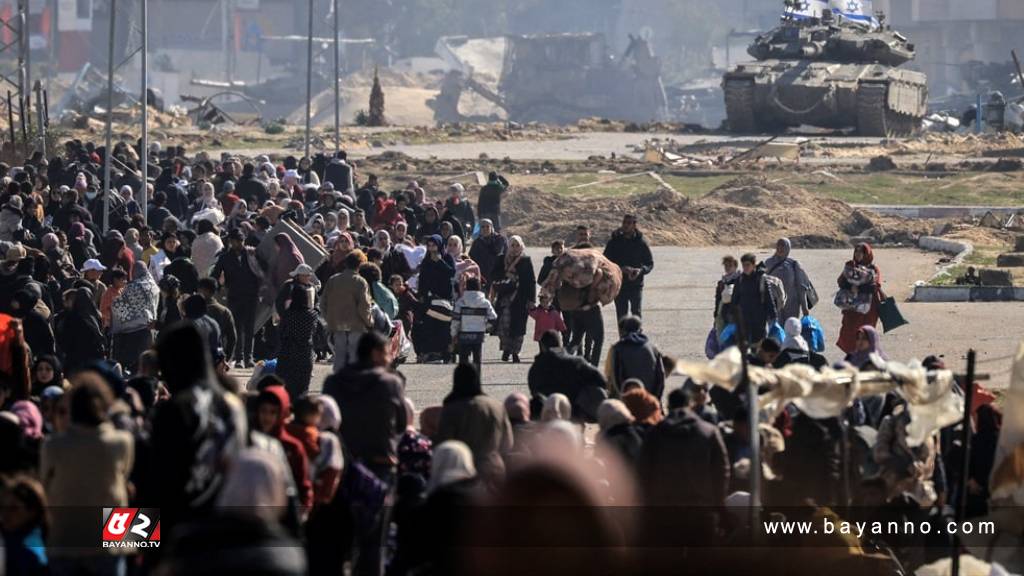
[
  {"x1": 528, "y1": 293, "x2": 567, "y2": 352},
  {"x1": 451, "y1": 276, "x2": 497, "y2": 370}
]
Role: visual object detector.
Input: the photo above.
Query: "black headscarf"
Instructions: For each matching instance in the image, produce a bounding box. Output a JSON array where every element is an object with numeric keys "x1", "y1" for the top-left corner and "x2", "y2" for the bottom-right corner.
[
  {"x1": 443, "y1": 362, "x2": 484, "y2": 406},
  {"x1": 156, "y1": 321, "x2": 211, "y2": 394}
]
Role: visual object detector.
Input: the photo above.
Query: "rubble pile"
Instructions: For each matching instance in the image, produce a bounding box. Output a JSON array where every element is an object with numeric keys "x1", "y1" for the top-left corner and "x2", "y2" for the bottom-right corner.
[{"x1": 504, "y1": 176, "x2": 931, "y2": 247}]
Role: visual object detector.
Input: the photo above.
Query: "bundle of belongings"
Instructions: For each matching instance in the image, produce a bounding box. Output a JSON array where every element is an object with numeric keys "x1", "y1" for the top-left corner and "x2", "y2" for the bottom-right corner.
[
  {"x1": 540, "y1": 248, "x2": 622, "y2": 311},
  {"x1": 834, "y1": 260, "x2": 875, "y2": 313}
]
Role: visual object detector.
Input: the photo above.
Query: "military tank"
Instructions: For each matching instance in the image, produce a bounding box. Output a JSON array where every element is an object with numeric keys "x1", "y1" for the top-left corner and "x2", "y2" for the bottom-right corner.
[{"x1": 722, "y1": 10, "x2": 927, "y2": 136}]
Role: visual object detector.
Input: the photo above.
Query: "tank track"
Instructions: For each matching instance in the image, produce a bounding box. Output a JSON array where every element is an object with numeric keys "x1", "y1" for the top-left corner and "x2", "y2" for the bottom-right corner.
[
  {"x1": 724, "y1": 79, "x2": 757, "y2": 133},
  {"x1": 856, "y1": 82, "x2": 919, "y2": 137}
]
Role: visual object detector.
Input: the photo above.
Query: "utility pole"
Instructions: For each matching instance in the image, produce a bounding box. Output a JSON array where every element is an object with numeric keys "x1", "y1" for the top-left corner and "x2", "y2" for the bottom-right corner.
[
  {"x1": 103, "y1": 0, "x2": 117, "y2": 233},
  {"x1": 140, "y1": 0, "x2": 149, "y2": 223},
  {"x1": 333, "y1": 0, "x2": 340, "y2": 153},
  {"x1": 304, "y1": 0, "x2": 314, "y2": 159}
]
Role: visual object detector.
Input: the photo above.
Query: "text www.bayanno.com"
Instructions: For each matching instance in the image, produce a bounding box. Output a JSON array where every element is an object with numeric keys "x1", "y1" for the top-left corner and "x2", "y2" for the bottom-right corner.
[{"x1": 762, "y1": 519, "x2": 995, "y2": 539}]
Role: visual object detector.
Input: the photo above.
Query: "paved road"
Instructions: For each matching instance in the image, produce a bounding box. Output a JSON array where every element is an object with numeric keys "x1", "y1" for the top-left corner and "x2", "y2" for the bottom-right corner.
[{"x1": 234, "y1": 247, "x2": 1023, "y2": 409}]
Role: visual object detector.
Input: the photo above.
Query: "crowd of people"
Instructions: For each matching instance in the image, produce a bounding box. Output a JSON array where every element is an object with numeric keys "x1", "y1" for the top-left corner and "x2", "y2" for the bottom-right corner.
[{"x1": 0, "y1": 139, "x2": 1017, "y2": 576}]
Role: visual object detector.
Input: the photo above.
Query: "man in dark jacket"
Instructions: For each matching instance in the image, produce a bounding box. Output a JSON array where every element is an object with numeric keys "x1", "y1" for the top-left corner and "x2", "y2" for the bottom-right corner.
[
  {"x1": 209, "y1": 229, "x2": 261, "y2": 367},
  {"x1": 603, "y1": 214, "x2": 653, "y2": 320},
  {"x1": 637, "y1": 399, "x2": 730, "y2": 555},
  {"x1": 476, "y1": 172, "x2": 509, "y2": 230},
  {"x1": 197, "y1": 277, "x2": 237, "y2": 363},
  {"x1": 323, "y1": 151, "x2": 355, "y2": 196},
  {"x1": 606, "y1": 315, "x2": 665, "y2": 400},
  {"x1": 182, "y1": 294, "x2": 222, "y2": 359},
  {"x1": 528, "y1": 331, "x2": 608, "y2": 421},
  {"x1": 732, "y1": 253, "x2": 776, "y2": 345},
  {"x1": 235, "y1": 163, "x2": 269, "y2": 207}
]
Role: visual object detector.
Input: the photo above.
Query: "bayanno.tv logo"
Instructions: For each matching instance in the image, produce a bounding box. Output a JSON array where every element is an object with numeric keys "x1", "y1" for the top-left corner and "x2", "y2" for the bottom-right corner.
[{"x1": 101, "y1": 508, "x2": 161, "y2": 549}]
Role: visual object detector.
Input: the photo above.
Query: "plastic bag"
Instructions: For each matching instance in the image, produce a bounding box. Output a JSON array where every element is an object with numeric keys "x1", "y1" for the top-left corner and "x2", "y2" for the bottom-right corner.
[
  {"x1": 800, "y1": 315, "x2": 826, "y2": 353},
  {"x1": 768, "y1": 322, "x2": 786, "y2": 344},
  {"x1": 705, "y1": 327, "x2": 720, "y2": 359}
]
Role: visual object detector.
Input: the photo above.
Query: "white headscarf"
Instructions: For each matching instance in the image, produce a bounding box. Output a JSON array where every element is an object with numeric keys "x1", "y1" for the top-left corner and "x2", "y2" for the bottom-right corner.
[
  {"x1": 782, "y1": 317, "x2": 809, "y2": 352},
  {"x1": 217, "y1": 449, "x2": 289, "y2": 519},
  {"x1": 428, "y1": 440, "x2": 476, "y2": 494},
  {"x1": 541, "y1": 393, "x2": 572, "y2": 422}
]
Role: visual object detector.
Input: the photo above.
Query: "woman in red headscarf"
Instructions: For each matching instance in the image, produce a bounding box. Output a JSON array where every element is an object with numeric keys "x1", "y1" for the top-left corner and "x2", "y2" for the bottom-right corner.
[
  {"x1": 836, "y1": 242, "x2": 883, "y2": 354},
  {"x1": 271, "y1": 233, "x2": 304, "y2": 302}
]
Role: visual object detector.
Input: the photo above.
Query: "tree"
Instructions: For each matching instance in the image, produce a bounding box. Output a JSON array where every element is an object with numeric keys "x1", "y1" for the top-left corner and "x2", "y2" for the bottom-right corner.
[{"x1": 368, "y1": 68, "x2": 386, "y2": 126}]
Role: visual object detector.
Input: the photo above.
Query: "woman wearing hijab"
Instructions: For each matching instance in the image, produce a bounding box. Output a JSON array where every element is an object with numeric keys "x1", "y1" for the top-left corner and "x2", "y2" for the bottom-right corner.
[
  {"x1": 596, "y1": 399, "x2": 642, "y2": 467},
  {"x1": 315, "y1": 232, "x2": 352, "y2": 286},
  {"x1": 67, "y1": 222, "x2": 95, "y2": 269},
  {"x1": 396, "y1": 440, "x2": 479, "y2": 576},
  {"x1": 844, "y1": 325, "x2": 888, "y2": 371},
  {"x1": 191, "y1": 219, "x2": 223, "y2": 279},
  {"x1": 111, "y1": 261, "x2": 160, "y2": 373},
  {"x1": 100, "y1": 230, "x2": 134, "y2": 283},
  {"x1": 491, "y1": 235, "x2": 536, "y2": 363},
  {"x1": 436, "y1": 363, "x2": 514, "y2": 483},
  {"x1": 774, "y1": 316, "x2": 823, "y2": 369},
  {"x1": 446, "y1": 235, "x2": 481, "y2": 297},
  {"x1": 764, "y1": 238, "x2": 815, "y2": 321},
  {"x1": 541, "y1": 393, "x2": 572, "y2": 422},
  {"x1": 271, "y1": 233, "x2": 304, "y2": 303},
  {"x1": 55, "y1": 288, "x2": 106, "y2": 372},
  {"x1": 275, "y1": 286, "x2": 318, "y2": 399},
  {"x1": 836, "y1": 243, "x2": 882, "y2": 354},
  {"x1": 31, "y1": 355, "x2": 66, "y2": 396}
]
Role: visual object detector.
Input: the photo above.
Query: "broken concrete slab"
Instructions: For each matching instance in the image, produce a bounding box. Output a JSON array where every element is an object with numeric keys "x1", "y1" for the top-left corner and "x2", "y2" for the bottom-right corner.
[
  {"x1": 979, "y1": 268, "x2": 1014, "y2": 286},
  {"x1": 996, "y1": 253, "x2": 1024, "y2": 267}
]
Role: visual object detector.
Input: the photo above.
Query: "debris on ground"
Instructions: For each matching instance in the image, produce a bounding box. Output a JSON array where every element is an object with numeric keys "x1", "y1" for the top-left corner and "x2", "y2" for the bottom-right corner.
[
  {"x1": 503, "y1": 175, "x2": 930, "y2": 247},
  {"x1": 868, "y1": 155, "x2": 897, "y2": 171}
]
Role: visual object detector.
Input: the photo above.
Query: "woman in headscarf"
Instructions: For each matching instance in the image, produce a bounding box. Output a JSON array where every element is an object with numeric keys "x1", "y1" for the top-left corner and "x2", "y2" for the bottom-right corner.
[
  {"x1": 446, "y1": 235, "x2": 480, "y2": 297},
  {"x1": 10, "y1": 399, "x2": 43, "y2": 441},
  {"x1": 764, "y1": 238, "x2": 814, "y2": 322},
  {"x1": 393, "y1": 440, "x2": 478, "y2": 576},
  {"x1": 775, "y1": 316, "x2": 815, "y2": 368},
  {"x1": 124, "y1": 228, "x2": 143, "y2": 261},
  {"x1": 55, "y1": 288, "x2": 106, "y2": 372},
  {"x1": 620, "y1": 381, "x2": 664, "y2": 428},
  {"x1": 322, "y1": 211, "x2": 340, "y2": 241},
  {"x1": 111, "y1": 261, "x2": 160, "y2": 373},
  {"x1": 844, "y1": 325, "x2": 887, "y2": 370},
  {"x1": 31, "y1": 354, "x2": 66, "y2": 396},
  {"x1": 274, "y1": 285, "x2": 318, "y2": 399},
  {"x1": 316, "y1": 232, "x2": 353, "y2": 287},
  {"x1": 191, "y1": 219, "x2": 223, "y2": 279},
  {"x1": 305, "y1": 213, "x2": 326, "y2": 238},
  {"x1": 436, "y1": 363, "x2": 514, "y2": 483},
  {"x1": 67, "y1": 222, "x2": 94, "y2": 269},
  {"x1": 836, "y1": 242, "x2": 882, "y2": 354},
  {"x1": 224, "y1": 198, "x2": 250, "y2": 231},
  {"x1": 100, "y1": 229, "x2": 134, "y2": 282},
  {"x1": 271, "y1": 233, "x2": 304, "y2": 303},
  {"x1": 11, "y1": 285, "x2": 55, "y2": 358},
  {"x1": 541, "y1": 393, "x2": 572, "y2": 422},
  {"x1": 491, "y1": 235, "x2": 536, "y2": 363},
  {"x1": 596, "y1": 399, "x2": 642, "y2": 468},
  {"x1": 417, "y1": 205, "x2": 442, "y2": 241}
]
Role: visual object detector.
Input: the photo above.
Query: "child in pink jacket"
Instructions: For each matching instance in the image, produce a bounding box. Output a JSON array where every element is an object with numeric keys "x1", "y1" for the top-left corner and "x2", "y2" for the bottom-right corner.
[{"x1": 528, "y1": 294, "x2": 567, "y2": 351}]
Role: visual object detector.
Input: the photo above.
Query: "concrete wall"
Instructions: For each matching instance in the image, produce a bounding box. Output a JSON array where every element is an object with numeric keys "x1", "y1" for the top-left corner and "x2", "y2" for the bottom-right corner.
[{"x1": 913, "y1": 285, "x2": 1024, "y2": 301}]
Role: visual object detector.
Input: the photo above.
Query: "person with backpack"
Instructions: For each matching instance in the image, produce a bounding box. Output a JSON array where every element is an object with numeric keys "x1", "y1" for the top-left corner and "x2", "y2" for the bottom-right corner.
[
  {"x1": 730, "y1": 253, "x2": 777, "y2": 345},
  {"x1": 451, "y1": 276, "x2": 497, "y2": 371},
  {"x1": 763, "y1": 238, "x2": 817, "y2": 321}
]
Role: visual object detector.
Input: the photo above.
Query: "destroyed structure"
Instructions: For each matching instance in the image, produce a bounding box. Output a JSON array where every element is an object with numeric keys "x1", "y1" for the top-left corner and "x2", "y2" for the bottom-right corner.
[
  {"x1": 432, "y1": 33, "x2": 668, "y2": 125},
  {"x1": 722, "y1": 10, "x2": 928, "y2": 136}
]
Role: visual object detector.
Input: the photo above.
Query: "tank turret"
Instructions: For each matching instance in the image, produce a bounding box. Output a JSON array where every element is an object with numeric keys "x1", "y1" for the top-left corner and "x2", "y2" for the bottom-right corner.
[{"x1": 722, "y1": 8, "x2": 928, "y2": 136}]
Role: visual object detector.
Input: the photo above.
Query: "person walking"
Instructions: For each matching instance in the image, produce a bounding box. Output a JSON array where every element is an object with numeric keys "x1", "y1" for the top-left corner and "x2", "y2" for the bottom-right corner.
[
  {"x1": 476, "y1": 171, "x2": 510, "y2": 231},
  {"x1": 210, "y1": 229, "x2": 262, "y2": 368},
  {"x1": 436, "y1": 363, "x2": 514, "y2": 483},
  {"x1": 605, "y1": 315, "x2": 666, "y2": 400},
  {"x1": 467, "y1": 219, "x2": 506, "y2": 290},
  {"x1": 603, "y1": 214, "x2": 653, "y2": 319},
  {"x1": 763, "y1": 238, "x2": 816, "y2": 321},
  {"x1": 491, "y1": 235, "x2": 535, "y2": 363},
  {"x1": 836, "y1": 242, "x2": 883, "y2": 355},
  {"x1": 451, "y1": 276, "x2": 497, "y2": 370},
  {"x1": 275, "y1": 285, "x2": 319, "y2": 398},
  {"x1": 322, "y1": 251, "x2": 373, "y2": 371},
  {"x1": 110, "y1": 261, "x2": 160, "y2": 373},
  {"x1": 731, "y1": 253, "x2": 777, "y2": 345}
]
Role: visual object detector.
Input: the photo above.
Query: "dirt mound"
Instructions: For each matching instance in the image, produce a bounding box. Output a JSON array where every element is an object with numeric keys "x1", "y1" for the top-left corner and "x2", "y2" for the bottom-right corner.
[{"x1": 504, "y1": 176, "x2": 928, "y2": 247}]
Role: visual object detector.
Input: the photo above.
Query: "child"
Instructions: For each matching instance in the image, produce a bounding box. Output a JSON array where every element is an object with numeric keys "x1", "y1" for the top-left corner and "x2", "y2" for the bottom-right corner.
[
  {"x1": 286, "y1": 395, "x2": 323, "y2": 462},
  {"x1": 451, "y1": 276, "x2": 497, "y2": 370},
  {"x1": 529, "y1": 293, "x2": 567, "y2": 352},
  {"x1": 255, "y1": 386, "x2": 313, "y2": 510},
  {"x1": 311, "y1": 395, "x2": 343, "y2": 505},
  {"x1": 100, "y1": 268, "x2": 128, "y2": 330}
]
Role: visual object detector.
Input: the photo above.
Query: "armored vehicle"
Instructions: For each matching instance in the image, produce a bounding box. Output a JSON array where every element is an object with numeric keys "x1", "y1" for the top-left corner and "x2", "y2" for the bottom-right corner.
[{"x1": 722, "y1": 11, "x2": 927, "y2": 136}]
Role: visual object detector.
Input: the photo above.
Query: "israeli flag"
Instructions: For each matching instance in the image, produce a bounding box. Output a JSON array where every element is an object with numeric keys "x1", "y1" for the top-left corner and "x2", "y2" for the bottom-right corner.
[
  {"x1": 830, "y1": 0, "x2": 881, "y2": 28},
  {"x1": 786, "y1": 0, "x2": 830, "y2": 20}
]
